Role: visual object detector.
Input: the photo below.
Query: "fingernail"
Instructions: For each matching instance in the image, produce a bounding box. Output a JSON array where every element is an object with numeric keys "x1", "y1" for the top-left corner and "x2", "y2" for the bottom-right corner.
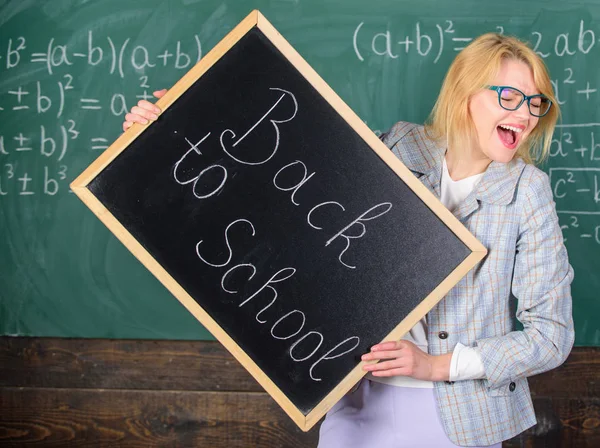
[
  {"x1": 141, "y1": 119, "x2": 148, "y2": 124},
  {"x1": 150, "y1": 114, "x2": 158, "y2": 120},
  {"x1": 154, "y1": 107, "x2": 161, "y2": 113}
]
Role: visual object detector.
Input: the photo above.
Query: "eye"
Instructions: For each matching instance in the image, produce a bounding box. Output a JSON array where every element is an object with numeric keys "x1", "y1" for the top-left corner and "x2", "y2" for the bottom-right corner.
[
  {"x1": 535, "y1": 97, "x2": 552, "y2": 115},
  {"x1": 499, "y1": 87, "x2": 521, "y2": 104}
]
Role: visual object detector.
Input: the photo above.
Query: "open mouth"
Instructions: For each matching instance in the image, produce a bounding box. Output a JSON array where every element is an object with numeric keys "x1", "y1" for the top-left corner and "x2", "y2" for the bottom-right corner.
[{"x1": 496, "y1": 124, "x2": 522, "y2": 149}]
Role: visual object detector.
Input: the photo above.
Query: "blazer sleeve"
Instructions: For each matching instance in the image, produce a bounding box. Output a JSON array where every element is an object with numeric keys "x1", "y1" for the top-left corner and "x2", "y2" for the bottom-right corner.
[{"x1": 474, "y1": 166, "x2": 575, "y2": 391}]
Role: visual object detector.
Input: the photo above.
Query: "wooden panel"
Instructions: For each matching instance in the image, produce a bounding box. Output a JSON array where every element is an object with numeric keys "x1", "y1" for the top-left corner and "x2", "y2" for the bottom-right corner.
[
  {"x1": 2, "y1": 388, "x2": 598, "y2": 447},
  {"x1": 527, "y1": 347, "x2": 600, "y2": 398},
  {"x1": 1, "y1": 337, "x2": 598, "y2": 447},
  {"x1": 2, "y1": 338, "x2": 597, "y2": 395},
  {"x1": 0, "y1": 337, "x2": 260, "y2": 391},
  {"x1": 0, "y1": 387, "x2": 318, "y2": 447},
  {"x1": 504, "y1": 397, "x2": 600, "y2": 448}
]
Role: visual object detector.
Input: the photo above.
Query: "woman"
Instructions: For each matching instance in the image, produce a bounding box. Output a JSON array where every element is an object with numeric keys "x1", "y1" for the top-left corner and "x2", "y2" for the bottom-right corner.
[{"x1": 123, "y1": 33, "x2": 574, "y2": 447}]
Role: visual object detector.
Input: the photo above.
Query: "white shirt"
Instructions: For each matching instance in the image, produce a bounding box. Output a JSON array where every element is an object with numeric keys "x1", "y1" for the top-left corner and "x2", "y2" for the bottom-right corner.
[{"x1": 367, "y1": 157, "x2": 487, "y2": 387}]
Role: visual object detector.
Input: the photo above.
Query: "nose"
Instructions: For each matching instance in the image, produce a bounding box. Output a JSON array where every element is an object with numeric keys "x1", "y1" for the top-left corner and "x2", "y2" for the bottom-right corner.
[{"x1": 514, "y1": 99, "x2": 530, "y2": 120}]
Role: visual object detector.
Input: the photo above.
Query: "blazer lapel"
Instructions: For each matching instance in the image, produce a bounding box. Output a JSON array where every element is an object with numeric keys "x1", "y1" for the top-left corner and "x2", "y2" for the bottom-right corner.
[
  {"x1": 454, "y1": 158, "x2": 528, "y2": 221},
  {"x1": 421, "y1": 161, "x2": 443, "y2": 197},
  {"x1": 391, "y1": 126, "x2": 445, "y2": 197},
  {"x1": 386, "y1": 124, "x2": 527, "y2": 221},
  {"x1": 453, "y1": 190, "x2": 480, "y2": 222}
]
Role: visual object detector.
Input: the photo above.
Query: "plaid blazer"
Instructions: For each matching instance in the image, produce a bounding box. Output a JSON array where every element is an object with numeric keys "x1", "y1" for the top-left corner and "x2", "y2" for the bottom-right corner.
[{"x1": 382, "y1": 122, "x2": 575, "y2": 446}]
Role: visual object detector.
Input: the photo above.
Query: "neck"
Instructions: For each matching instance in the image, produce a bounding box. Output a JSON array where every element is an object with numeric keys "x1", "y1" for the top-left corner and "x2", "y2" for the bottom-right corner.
[{"x1": 445, "y1": 147, "x2": 491, "y2": 181}]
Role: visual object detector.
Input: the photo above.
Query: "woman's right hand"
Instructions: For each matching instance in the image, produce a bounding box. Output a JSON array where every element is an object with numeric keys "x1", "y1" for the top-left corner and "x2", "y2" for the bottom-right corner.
[{"x1": 122, "y1": 89, "x2": 168, "y2": 132}]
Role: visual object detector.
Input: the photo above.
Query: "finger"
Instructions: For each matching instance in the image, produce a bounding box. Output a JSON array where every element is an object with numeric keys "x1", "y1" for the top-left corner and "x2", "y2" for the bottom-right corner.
[
  {"x1": 364, "y1": 357, "x2": 412, "y2": 374},
  {"x1": 125, "y1": 113, "x2": 148, "y2": 125},
  {"x1": 131, "y1": 105, "x2": 158, "y2": 120},
  {"x1": 363, "y1": 359, "x2": 399, "y2": 372},
  {"x1": 128, "y1": 108, "x2": 155, "y2": 122},
  {"x1": 370, "y1": 367, "x2": 411, "y2": 377},
  {"x1": 362, "y1": 349, "x2": 402, "y2": 361},
  {"x1": 123, "y1": 121, "x2": 132, "y2": 132},
  {"x1": 137, "y1": 99, "x2": 161, "y2": 114},
  {"x1": 153, "y1": 89, "x2": 167, "y2": 99},
  {"x1": 371, "y1": 341, "x2": 401, "y2": 351}
]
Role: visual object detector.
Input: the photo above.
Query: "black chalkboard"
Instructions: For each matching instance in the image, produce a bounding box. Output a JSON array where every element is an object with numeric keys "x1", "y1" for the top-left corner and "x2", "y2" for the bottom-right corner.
[{"x1": 73, "y1": 11, "x2": 485, "y2": 431}]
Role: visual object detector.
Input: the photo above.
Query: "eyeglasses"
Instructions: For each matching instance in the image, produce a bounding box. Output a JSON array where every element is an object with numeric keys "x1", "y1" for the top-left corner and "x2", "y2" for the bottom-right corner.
[{"x1": 486, "y1": 85, "x2": 552, "y2": 117}]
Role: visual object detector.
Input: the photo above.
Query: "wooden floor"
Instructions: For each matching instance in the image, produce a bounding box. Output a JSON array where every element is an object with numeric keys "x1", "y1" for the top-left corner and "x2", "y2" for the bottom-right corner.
[{"x1": 0, "y1": 337, "x2": 598, "y2": 447}]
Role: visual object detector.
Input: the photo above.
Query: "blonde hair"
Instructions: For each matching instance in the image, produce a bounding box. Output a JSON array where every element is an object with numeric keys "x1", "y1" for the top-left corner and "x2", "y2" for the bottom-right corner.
[{"x1": 426, "y1": 33, "x2": 559, "y2": 165}]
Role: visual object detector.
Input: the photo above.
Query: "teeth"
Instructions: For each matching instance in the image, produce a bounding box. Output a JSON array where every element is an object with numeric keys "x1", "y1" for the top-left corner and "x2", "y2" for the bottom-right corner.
[{"x1": 499, "y1": 124, "x2": 523, "y2": 133}]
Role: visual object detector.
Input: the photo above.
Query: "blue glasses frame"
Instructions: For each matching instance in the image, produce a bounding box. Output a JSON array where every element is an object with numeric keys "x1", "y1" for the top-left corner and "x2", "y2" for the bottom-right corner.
[{"x1": 486, "y1": 85, "x2": 552, "y2": 117}]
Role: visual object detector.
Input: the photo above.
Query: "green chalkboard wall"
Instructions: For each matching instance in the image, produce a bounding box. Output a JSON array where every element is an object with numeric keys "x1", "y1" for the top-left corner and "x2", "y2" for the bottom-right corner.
[{"x1": 1, "y1": 0, "x2": 598, "y2": 345}]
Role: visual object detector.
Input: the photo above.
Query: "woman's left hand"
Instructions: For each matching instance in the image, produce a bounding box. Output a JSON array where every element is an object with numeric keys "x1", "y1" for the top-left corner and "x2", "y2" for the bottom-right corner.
[{"x1": 361, "y1": 340, "x2": 452, "y2": 382}]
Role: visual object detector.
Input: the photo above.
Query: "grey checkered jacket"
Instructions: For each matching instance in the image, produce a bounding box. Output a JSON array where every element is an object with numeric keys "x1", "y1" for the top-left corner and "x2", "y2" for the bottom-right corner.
[{"x1": 382, "y1": 122, "x2": 574, "y2": 446}]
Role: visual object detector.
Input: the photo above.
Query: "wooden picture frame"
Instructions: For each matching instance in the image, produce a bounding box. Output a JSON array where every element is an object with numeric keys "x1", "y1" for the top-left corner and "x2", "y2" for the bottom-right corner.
[{"x1": 71, "y1": 9, "x2": 486, "y2": 431}]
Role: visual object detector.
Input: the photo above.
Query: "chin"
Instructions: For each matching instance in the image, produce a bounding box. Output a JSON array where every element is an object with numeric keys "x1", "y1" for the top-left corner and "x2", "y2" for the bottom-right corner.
[{"x1": 489, "y1": 147, "x2": 518, "y2": 164}]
